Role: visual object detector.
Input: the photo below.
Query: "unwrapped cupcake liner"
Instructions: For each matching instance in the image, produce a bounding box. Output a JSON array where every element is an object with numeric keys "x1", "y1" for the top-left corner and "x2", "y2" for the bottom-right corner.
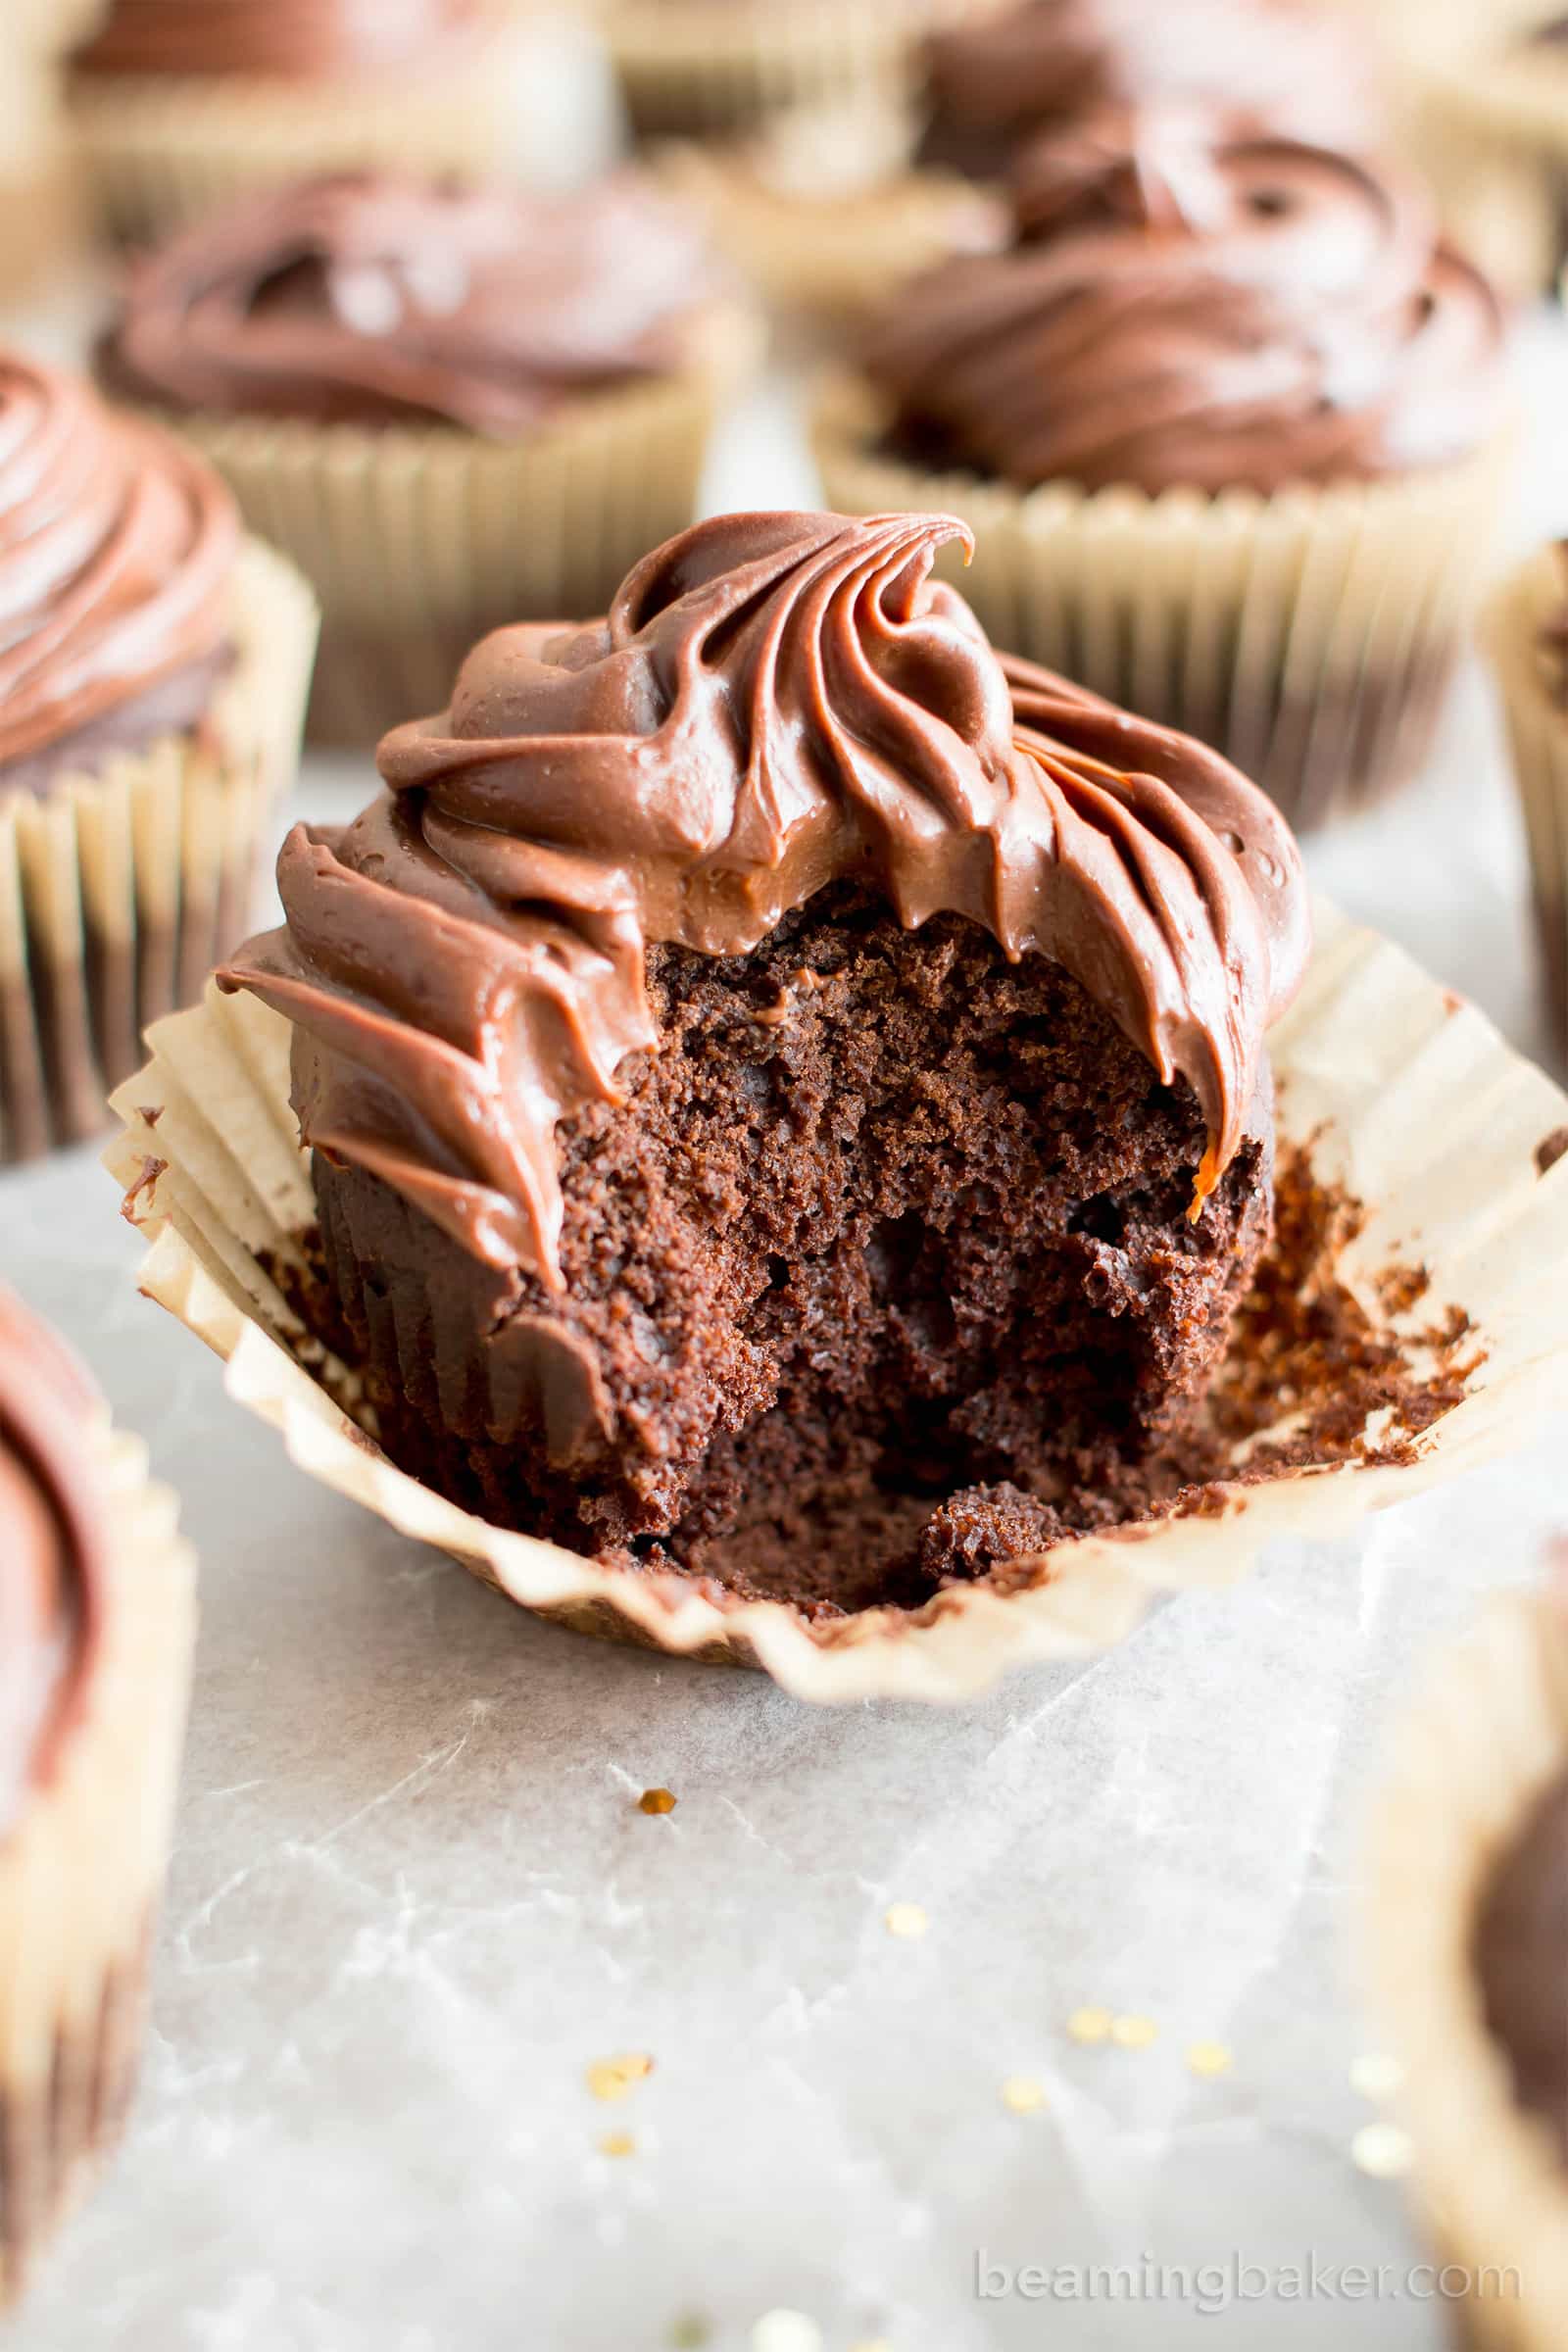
[
  {"x1": 0, "y1": 536, "x2": 318, "y2": 1164},
  {"x1": 1364, "y1": 1585, "x2": 1568, "y2": 2349},
  {"x1": 0, "y1": 1415, "x2": 195, "y2": 2303},
  {"x1": 1484, "y1": 547, "x2": 1568, "y2": 1057},
  {"x1": 607, "y1": 0, "x2": 927, "y2": 137},
  {"x1": 68, "y1": 21, "x2": 528, "y2": 250},
  {"x1": 814, "y1": 373, "x2": 1517, "y2": 833},
  {"x1": 128, "y1": 304, "x2": 760, "y2": 748},
  {"x1": 104, "y1": 900, "x2": 1568, "y2": 1702}
]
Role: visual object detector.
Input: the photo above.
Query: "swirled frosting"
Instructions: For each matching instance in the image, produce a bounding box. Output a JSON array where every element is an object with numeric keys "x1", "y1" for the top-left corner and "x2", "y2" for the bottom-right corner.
[
  {"x1": 74, "y1": 0, "x2": 477, "y2": 78},
  {"x1": 101, "y1": 173, "x2": 719, "y2": 437},
  {"x1": 917, "y1": 0, "x2": 1379, "y2": 178},
  {"x1": 0, "y1": 348, "x2": 238, "y2": 786},
  {"x1": 0, "y1": 1290, "x2": 105, "y2": 1836},
  {"x1": 867, "y1": 109, "x2": 1507, "y2": 494},
  {"x1": 221, "y1": 510, "x2": 1308, "y2": 1288}
]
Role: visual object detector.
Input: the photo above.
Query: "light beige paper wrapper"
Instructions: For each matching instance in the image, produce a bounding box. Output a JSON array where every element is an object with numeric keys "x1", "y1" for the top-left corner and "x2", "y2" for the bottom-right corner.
[
  {"x1": 68, "y1": 20, "x2": 527, "y2": 250},
  {"x1": 102, "y1": 901, "x2": 1568, "y2": 1703},
  {"x1": 1363, "y1": 1583, "x2": 1568, "y2": 2350},
  {"x1": 0, "y1": 1413, "x2": 195, "y2": 2304},
  {"x1": 607, "y1": 0, "x2": 932, "y2": 137},
  {"x1": 1484, "y1": 545, "x2": 1568, "y2": 1057},
  {"x1": 814, "y1": 372, "x2": 1517, "y2": 833},
  {"x1": 0, "y1": 536, "x2": 318, "y2": 1165},
  {"x1": 127, "y1": 304, "x2": 760, "y2": 748}
]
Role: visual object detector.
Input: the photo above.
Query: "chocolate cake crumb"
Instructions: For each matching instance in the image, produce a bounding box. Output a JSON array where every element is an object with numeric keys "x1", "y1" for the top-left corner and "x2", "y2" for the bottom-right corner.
[{"x1": 1537, "y1": 1126, "x2": 1568, "y2": 1176}]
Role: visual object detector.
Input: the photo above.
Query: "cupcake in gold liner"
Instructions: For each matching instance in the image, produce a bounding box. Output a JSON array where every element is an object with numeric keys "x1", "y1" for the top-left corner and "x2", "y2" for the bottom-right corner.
[
  {"x1": 106, "y1": 508, "x2": 1568, "y2": 1703},
  {"x1": 0, "y1": 1285, "x2": 195, "y2": 2304},
  {"x1": 0, "y1": 348, "x2": 317, "y2": 1166},
  {"x1": 66, "y1": 0, "x2": 527, "y2": 251},
  {"x1": 97, "y1": 172, "x2": 760, "y2": 749},
  {"x1": 1364, "y1": 1565, "x2": 1568, "y2": 2347},
  {"x1": 815, "y1": 105, "x2": 1515, "y2": 833},
  {"x1": 606, "y1": 0, "x2": 940, "y2": 142},
  {"x1": 1484, "y1": 546, "x2": 1568, "y2": 1060}
]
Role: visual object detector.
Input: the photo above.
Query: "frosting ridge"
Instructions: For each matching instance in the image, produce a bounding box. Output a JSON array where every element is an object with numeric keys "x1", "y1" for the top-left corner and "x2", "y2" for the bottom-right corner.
[{"x1": 223, "y1": 511, "x2": 1307, "y2": 1288}]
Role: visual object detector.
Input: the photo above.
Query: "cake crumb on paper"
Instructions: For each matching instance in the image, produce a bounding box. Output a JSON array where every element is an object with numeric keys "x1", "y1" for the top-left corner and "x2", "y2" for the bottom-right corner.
[
  {"x1": 884, "y1": 1902, "x2": 928, "y2": 1939},
  {"x1": 639, "y1": 1787, "x2": 677, "y2": 1815},
  {"x1": 586, "y1": 2053, "x2": 654, "y2": 2103}
]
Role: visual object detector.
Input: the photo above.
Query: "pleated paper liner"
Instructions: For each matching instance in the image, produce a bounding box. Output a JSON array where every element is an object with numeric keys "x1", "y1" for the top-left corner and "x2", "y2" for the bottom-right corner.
[
  {"x1": 813, "y1": 373, "x2": 1516, "y2": 834},
  {"x1": 103, "y1": 901, "x2": 1568, "y2": 1703},
  {"x1": 606, "y1": 0, "x2": 928, "y2": 138},
  {"x1": 0, "y1": 536, "x2": 318, "y2": 1166},
  {"x1": 123, "y1": 303, "x2": 761, "y2": 750},
  {"x1": 0, "y1": 1418, "x2": 195, "y2": 2305},
  {"x1": 1363, "y1": 1584, "x2": 1568, "y2": 2349},
  {"x1": 67, "y1": 17, "x2": 528, "y2": 250},
  {"x1": 1484, "y1": 547, "x2": 1568, "y2": 1059}
]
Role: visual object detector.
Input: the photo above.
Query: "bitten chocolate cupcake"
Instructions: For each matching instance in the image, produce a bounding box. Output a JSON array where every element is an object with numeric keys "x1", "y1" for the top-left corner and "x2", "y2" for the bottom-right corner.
[
  {"x1": 915, "y1": 0, "x2": 1381, "y2": 180},
  {"x1": 0, "y1": 347, "x2": 315, "y2": 1164},
  {"x1": 817, "y1": 105, "x2": 1512, "y2": 830},
  {"x1": 0, "y1": 1288, "x2": 195, "y2": 2303},
  {"x1": 1485, "y1": 545, "x2": 1568, "y2": 1057},
  {"x1": 218, "y1": 508, "x2": 1308, "y2": 1616},
  {"x1": 99, "y1": 172, "x2": 756, "y2": 748},
  {"x1": 67, "y1": 0, "x2": 524, "y2": 249}
]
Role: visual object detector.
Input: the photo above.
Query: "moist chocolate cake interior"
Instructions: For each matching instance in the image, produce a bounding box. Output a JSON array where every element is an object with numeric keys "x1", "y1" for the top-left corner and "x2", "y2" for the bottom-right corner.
[{"x1": 318, "y1": 886, "x2": 1269, "y2": 1617}]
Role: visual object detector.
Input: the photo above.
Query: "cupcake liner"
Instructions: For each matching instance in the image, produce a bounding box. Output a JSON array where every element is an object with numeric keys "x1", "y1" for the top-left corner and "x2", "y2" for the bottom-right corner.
[
  {"x1": 0, "y1": 1416, "x2": 195, "y2": 2303},
  {"x1": 0, "y1": 536, "x2": 318, "y2": 1165},
  {"x1": 68, "y1": 21, "x2": 528, "y2": 250},
  {"x1": 606, "y1": 0, "x2": 929, "y2": 136},
  {"x1": 1484, "y1": 548, "x2": 1568, "y2": 1057},
  {"x1": 1363, "y1": 1586, "x2": 1568, "y2": 2349},
  {"x1": 124, "y1": 304, "x2": 760, "y2": 748},
  {"x1": 814, "y1": 372, "x2": 1517, "y2": 832},
  {"x1": 103, "y1": 899, "x2": 1568, "y2": 1702}
]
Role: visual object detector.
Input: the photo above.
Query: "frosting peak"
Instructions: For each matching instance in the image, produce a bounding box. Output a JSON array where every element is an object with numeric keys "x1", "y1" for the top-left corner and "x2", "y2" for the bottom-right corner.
[{"x1": 222, "y1": 511, "x2": 1308, "y2": 1286}]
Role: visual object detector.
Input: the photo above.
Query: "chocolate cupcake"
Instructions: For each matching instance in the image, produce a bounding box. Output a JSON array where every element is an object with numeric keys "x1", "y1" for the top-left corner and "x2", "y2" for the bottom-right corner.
[
  {"x1": 1367, "y1": 1570, "x2": 1568, "y2": 2348},
  {"x1": 215, "y1": 508, "x2": 1308, "y2": 1615},
  {"x1": 1396, "y1": 9, "x2": 1568, "y2": 303},
  {"x1": 1485, "y1": 546, "x2": 1568, "y2": 1057},
  {"x1": 99, "y1": 171, "x2": 757, "y2": 748},
  {"x1": 0, "y1": 347, "x2": 315, "y2": 1164},
  {"x1": 68, "y1": 0, "x2": 524, "y2": 249},
  {"x1": 606, "y1": 0, "x2": 940, "y2": 143},
  {"x1": 0, "y1": 1287, "x2": 195, "y2": 2303},
  {"x1": 817, "y1": 105, "x2": 1513, "y2": 830},
  {"x1": 915, "y1": 0, "x2": 1381, "y2": 180}
]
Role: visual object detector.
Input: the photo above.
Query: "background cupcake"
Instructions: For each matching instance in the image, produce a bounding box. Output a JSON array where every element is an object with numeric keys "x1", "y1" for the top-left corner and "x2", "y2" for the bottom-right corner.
[
  {"x1": 67, "y1": 0, "x2": 527, "y2": 249},
  {"x1": 98, "y1": 170, "x2": 758, "y2": 747},
  {"x1": 0, "y1": 345, "x2": 316, "y2": 1164},
  {"x1": 0, "y1": 8, "x2": 85, "y2": 303},
  {"x1": 1486, "y1": 544, "x2": 1568, "y2": 1058},
  {"x1": 605, "y1": 0, "x2": 941, "y2": 143},
  {"x1": 0, "y1": 1287, "x2": 195, "y2": 2304},
  {"x1": 817, "y1": 104, "x2": 1513, "y2": 830}
]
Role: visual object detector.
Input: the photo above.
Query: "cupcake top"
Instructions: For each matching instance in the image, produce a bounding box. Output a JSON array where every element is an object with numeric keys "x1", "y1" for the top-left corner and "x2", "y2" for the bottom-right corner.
[
  {"x1": 221, "y1": 508, "x2": 1309, "y2": 1286},
  {"x1": 917, "y1": 0, "x2": 1378, "y2": 178},
  {"x1": 1475, "y1": 1762, "x2": 1568, "y2": 2166},
  {"x1": 0, "y1": 347, "x2": 238, "y2": 792},
  {"x1": 0, "y1": 1290, "x2": 105, "y2": 1834},
  {"x1": 865, "y1": 107, "x2": 1508, "y2": 495},
  {"x1": 100, "y1": 172, "x2": 721, "y2": 437},
  {"x1": 73, "y1": 0, "x2": 478, "y2": 78}
]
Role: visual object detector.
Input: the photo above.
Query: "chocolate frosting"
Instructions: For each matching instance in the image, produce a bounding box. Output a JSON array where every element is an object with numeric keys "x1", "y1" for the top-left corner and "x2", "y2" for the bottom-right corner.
[
  {"x1": 0, "y1": 1290, "x2": 105, "y2": 1836},
  {"x1": 0, "y1": 348, "x2": 238, "y2": 782},
  {"x1": 1475, "y1": 1764, "x2": 1568, "y2": 2166},
  {"x1": 74, "y1": 0, "x2": 477, "y2": 78},
  {"x1": 221, "y1": 510, "x2": 1308, "y2": 1289},
  {"x1": 101, "y1": 173, "x2": 718, "y2": 437},
  {"x1": 867, "y1": 109, "x2": 1507, "y2": 495},
  {"x1": 917, "y1": 0, "x2": 1378, "y2": 179}
]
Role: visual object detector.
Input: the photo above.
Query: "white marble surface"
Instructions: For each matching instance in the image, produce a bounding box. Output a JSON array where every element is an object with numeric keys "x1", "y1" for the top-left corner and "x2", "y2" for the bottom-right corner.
[{"x1": 6, "y1": 319, "x2": 1568, "y2": 2352}]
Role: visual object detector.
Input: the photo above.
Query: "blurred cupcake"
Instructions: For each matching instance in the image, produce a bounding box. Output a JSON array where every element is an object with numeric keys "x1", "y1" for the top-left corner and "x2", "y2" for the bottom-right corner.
[
  {"x1": 607, "y1": 0, "x2": 942, "y2": 142},
  {"x1": 1396, "y1": 7, "x2": 1568, "y2": 303},
  {"x1": 914, "y1": 0, "x2": 1382, "y2": 180},
  {"x1": 98, "y1": 171, "x2": 759, "y2": 747},
  {"x1": 1485, "y1": 545, "x2": 1568, "y2": 1058},
  {"x1": 67, "y1": 0, "x2": 525, "y2": 249},
  {"x1": 0, "y1": 346, "x2": 316, "y2": 1164},
  {"x1": 1366, "y1": 1565, "x2": 1568, "y2": 2348},
  {"x1": 817, "y1": 105, "x2": 1513, "y2": 830},
  {"x1": 0, "y1": 1286, "x2": 195, "y2": 2304},
  {"x1": 0, "y1": 19, "x2": 82, "y2": 303}
]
